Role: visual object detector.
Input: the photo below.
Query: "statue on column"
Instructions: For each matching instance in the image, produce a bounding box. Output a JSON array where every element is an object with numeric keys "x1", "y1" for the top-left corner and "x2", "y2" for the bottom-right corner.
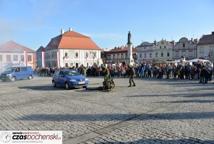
[{"x1": 127, "y1": 31, "x2": 132, "y2": 45}]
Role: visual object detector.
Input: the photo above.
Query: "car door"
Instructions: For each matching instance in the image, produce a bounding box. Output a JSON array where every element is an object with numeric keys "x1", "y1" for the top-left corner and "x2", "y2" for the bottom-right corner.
[
  {"x1": 14, "y1": 67, "x2": 21, "y2": 80},
  {"x1": 20, "y1": 67, "x2": 27, "y2": 79},
  {"x1": 58, "y1": 71, "x2": 66, "y2": 87}
]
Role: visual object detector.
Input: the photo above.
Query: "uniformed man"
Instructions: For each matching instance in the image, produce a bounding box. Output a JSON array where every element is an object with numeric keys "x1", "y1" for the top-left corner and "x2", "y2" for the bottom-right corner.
[{"x1": 127, "y1": 65, "x2": 136, "y2": 87}]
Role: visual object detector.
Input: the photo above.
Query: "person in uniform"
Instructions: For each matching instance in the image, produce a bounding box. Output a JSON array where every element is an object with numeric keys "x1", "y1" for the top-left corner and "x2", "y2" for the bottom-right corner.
[{"x1": 127, "y1": 65, "x2": 136, "y2": 87}]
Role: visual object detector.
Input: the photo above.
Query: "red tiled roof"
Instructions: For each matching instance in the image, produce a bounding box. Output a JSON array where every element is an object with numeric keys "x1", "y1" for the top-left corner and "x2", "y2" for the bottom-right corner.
[
  {"x1": 198, "y1": 33, "x2": 214, "y2": 45},
  {"x1": 46, "y1": 31, "x2": 101, "y2": 50},
  {"x1": 0, "y1": 41, "x2": 35, "y2": 53}
]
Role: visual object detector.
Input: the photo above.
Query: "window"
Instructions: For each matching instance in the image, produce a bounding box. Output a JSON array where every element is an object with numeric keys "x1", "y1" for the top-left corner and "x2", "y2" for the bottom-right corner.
[
  {"x1": 139, "y1": 53, "x2": 142, "y2": 58},
  {"x1": 15, "y1": 67, "x2": 20, "y2": 72},
  {"x1": 183, "y1": 43, "x2": 185, "y2": 48},
  {"x1": 20, "y1": 67, "x2": 27, "y2": 71},
  {"x1": 65, "y1": 52, "x2": 68, "y2": 57},
  {"x1": 75, "y1": 52, "x2": 78, "y2": 58},
  {"x1": 155, "y1": 52, "x2": 158, "y2": 57},
  {"x1": 6, "y1": 55, "x2": 11, "y2": 62},
  {"x1": 160, "y1": 46, "x2": 162, "y2": 49},
  {"x1": 28, "y1": 55, "x2": 32, "y2": 62},
  {"x1": 21, "y1": 55, "x2": 24, "y2": 62},
  {"x1": 161, "y1": 52, "x2": 163, "y2": 57},
  {"x1": 164, "y1": 46, "x2": 166, "y2": 48},
  {"x1": 13, "y1": 55, "x2": 18, "y2": 61},
  {"x1": 144, "y1": 53, "x2": 147, "y2": 58},
  {"x1": 65, "y1": 63, "x2": 68, "y2": 67},
  {"x1": 121, "y1": 53, "x2": 124, "y2": 58},
  {"x1": 93, "y1": 52, "x2": 97, "y2": 58},
  {"x1": 167, "y1": 52, "x2": 170, "y2": 57},
  {"x1": 85, "y1": 52, "x2": 89, "y2": 58},
  {"x1": 52, "y1": 52, "x2": 56, "y2": 58},
  {"x1": 150, "y1": 53, "x2": 152, "y2": 58},
  {"x1": 0, "y1": 55, "x2": 2, "y2": 61}
]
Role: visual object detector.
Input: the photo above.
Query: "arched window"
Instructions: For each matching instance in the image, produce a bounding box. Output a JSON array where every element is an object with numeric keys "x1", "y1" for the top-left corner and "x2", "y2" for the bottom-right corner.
[{"x1": 167, "y1": 52, "x2": 170, "y2": 57}]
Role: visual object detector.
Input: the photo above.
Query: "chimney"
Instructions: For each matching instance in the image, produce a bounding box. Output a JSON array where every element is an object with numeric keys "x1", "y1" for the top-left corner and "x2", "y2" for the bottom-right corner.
[
  {"x1": 61, "y1": 29, "x2": 64, "y2": 35},
  {"x1": 69, "y1": 27, "x2": 72, "y2": 32}
]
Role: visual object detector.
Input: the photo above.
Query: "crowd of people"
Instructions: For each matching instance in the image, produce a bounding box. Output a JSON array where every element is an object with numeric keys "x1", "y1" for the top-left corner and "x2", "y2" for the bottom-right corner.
[{"x1": 35, "y1": 60, "x2": 214, "y2": 84}]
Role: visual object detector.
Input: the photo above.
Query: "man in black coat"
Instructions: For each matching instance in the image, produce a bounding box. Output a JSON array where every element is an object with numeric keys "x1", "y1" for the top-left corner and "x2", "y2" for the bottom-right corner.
[{"x1": 127, "y1": 65, "x2": 136, "y2": 87}]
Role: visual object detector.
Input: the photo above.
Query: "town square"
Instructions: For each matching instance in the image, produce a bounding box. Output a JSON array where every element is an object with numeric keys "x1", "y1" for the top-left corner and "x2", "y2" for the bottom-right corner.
[
  {"x1": 0, "y1": 77, "x2": 214, "y2": 144},
  {"x1": 0, "y1": 0, "x2": 214, "y2": 144}
]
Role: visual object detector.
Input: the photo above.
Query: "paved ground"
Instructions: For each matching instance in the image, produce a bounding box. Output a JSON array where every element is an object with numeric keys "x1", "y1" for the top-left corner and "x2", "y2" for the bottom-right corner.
[{"x1": 0, "y1": 77, "x2": 214, "y2": 144}]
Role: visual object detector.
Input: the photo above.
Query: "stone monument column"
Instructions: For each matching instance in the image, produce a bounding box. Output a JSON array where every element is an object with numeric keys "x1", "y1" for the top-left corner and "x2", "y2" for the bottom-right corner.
[{"x1": 127, "y1": 31, "x2": 134, "y2": 65}]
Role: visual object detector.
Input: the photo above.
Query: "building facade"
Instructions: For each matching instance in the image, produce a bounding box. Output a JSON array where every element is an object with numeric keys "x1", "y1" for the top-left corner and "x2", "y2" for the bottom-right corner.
[
  {"x1": 0, "y1": 41, "x2": 36, "y2": 73},
  {"x1": 45, "y1": 29, "x2": 102, "y2": 68},
  {"x1": 36, "y1": 46, "x2": 45, "y2": 68},
  {"x1": 197, "y1": 32, "x2": 214, "y2": 62},
  {"x1": 173, "y1": 37, "x2": 197, "y2": 60},
  {"x1": 136, "y1": 40, "x2": 174, "y2": 63},
  {"x1": 104, "y1": 46, "x2": 136, "y2": 64}
]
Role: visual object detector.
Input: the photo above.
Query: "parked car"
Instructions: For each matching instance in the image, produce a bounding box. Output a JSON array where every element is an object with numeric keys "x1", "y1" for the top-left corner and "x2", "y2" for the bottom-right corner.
[
  {"x1": 0, "y1": 66, "x2": 34, "y2": 81},
  {"x1": 52, "y1": 69, "x2": 89, "y2": 89}
]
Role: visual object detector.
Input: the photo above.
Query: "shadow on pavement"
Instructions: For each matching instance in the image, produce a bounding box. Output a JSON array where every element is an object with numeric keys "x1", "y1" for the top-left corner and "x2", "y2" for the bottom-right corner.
[
  {"x1": 18, "y1": 111, "x2": 214, "y2": 121},
  {"x1": 19, "y1": 85, "x2": 63, "y2": 91},
  {"x1": 127, "y1": 92, "x2": 214, "y2": 98},
  {"x1": 157, "y1": 99, "x2": 214, "y2": 104}
]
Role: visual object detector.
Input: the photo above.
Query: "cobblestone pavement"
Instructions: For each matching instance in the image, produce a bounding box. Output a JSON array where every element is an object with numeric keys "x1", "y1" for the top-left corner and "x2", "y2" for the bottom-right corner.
[{"x1": 0, "y1": 77, "x2": 214, "y2": 144}]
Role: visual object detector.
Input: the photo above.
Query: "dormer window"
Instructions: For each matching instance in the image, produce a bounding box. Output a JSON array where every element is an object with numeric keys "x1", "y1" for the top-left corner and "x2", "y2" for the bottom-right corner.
[{"x1": 183, "y1": 43, "x2": 185, "y2": 48}]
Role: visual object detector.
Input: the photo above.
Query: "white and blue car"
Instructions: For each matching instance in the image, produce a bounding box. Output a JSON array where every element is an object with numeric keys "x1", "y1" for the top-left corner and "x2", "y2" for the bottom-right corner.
[{"x1": 52, "y1": 69, "x2": 89, "y2": 89}]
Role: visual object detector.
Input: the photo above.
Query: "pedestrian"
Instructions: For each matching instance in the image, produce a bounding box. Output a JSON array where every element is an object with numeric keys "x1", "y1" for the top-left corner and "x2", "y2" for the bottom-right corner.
[{"x1": 127, "y1": 64, "x2": 136, "y2": 87}]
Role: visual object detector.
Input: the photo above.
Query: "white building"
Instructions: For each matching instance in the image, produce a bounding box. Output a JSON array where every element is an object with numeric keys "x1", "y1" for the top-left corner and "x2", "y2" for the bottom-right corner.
[
  {"x1": 173, "y1": 37, "x2": 197, "y2": 60},
  {"x1": 136, "y1": 40, "x2": 174, "y2": 63},
  {"x1": 136, "y1": 42, "x2": 154, "y2": 63},
  {"x1": 45, "y1": 29, "x2": 102, "y2": 68},
  {"x1": 0, "y1": 41, "x2": 36, "y2": 73},
  {"x1": 104, "y1": 46, "x2": 136, "y2": 64},
  {"x1": 153, "y1": 40, "x2": 174, "y2": 61},
  {"x1": 197, "y1": 32, "x2": 214, "y2": 62}
]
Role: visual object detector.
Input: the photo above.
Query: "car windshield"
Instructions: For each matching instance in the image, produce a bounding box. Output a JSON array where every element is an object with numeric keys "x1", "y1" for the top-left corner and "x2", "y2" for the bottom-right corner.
[
  {"x1": 64, "y1": 71, "x2": 80, "y2": 76},
  {"x1": 4, "y1": 67, "x2": 16, "y2": 73}
]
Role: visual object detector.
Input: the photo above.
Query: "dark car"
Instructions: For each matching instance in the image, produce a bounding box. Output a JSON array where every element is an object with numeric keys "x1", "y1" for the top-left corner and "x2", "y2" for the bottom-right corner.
[{"x1": 52, "y1": 69, "x2": 89, "y2": 89}]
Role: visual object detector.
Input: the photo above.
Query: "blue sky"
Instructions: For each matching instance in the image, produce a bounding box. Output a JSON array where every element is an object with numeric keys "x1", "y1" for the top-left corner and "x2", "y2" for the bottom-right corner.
[{"x1": 0, "y1": 0, "x2": 214, "y2": 50}]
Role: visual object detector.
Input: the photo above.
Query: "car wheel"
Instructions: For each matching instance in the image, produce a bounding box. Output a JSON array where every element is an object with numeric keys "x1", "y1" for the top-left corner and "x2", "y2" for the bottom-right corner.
[
  {"x1": 83, "y1": 86, "x2": 88, "y2": 90},
  {"x1": 28, "y1": 75, "x2": 33, "y2": 80},
  {"x1": 52, "y1": 81, "x2": 56, "y2": 87},
  {"x1": 11, "y1": 77, "x2": 16, "y2": 82},
  {"x1": 65, "y1": 82, "x2": 70, "y2": 90}
]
